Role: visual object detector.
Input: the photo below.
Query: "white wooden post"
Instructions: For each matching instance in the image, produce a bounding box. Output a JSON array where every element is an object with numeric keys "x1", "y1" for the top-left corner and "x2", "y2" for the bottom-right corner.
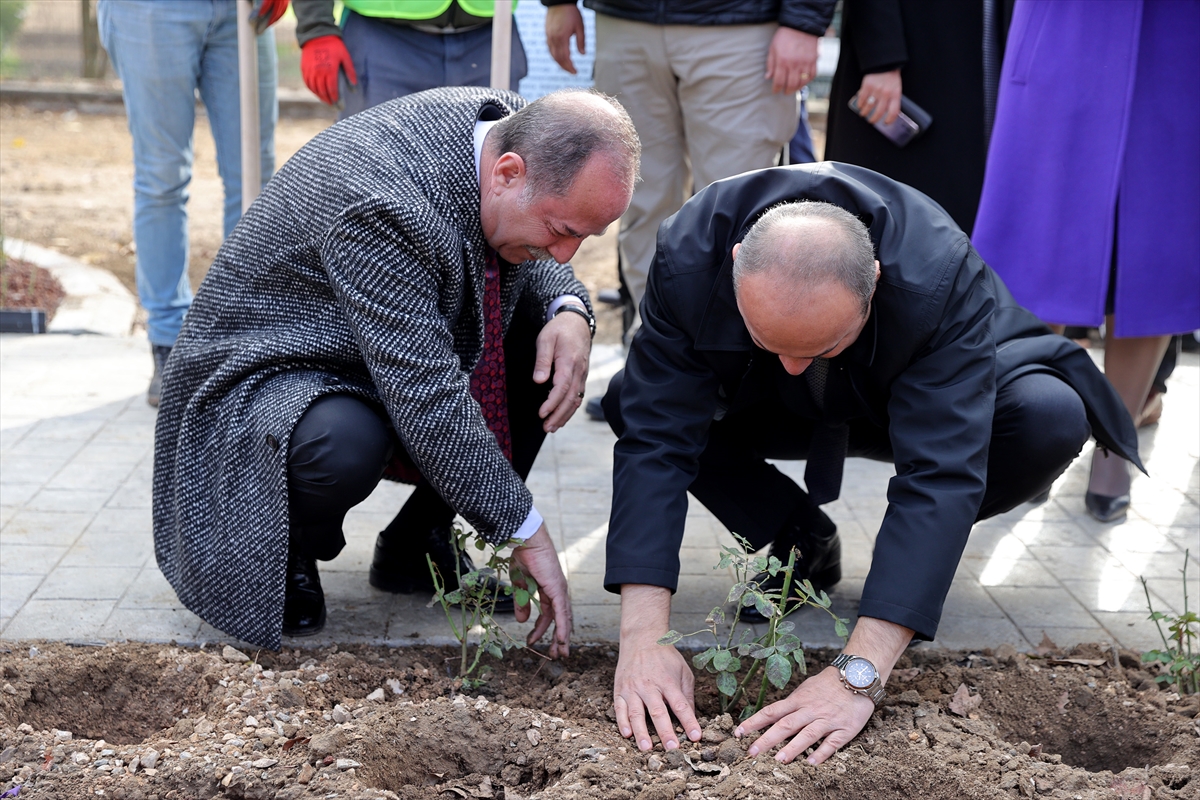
[
  {"x1": 236, "y1": 0, "x2": 262, "y2": 212},
  {"x1": 490, "y1": 1, "x2": 513, "y2": 91}
]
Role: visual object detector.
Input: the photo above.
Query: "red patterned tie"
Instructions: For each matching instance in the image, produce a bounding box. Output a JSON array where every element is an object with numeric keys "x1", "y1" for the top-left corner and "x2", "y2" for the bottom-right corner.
[{"x1": 469, "y1": 249, "x2": 513, "y2": 461}]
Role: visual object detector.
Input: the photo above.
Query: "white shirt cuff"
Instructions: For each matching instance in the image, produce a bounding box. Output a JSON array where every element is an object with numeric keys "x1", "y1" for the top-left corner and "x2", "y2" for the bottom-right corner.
[
  {"x1": 546, "y1": 294, "x2": 586, "y2": 323},
  {"x1": 511, "y1": 506, "x2": 543, "y2": 542}
]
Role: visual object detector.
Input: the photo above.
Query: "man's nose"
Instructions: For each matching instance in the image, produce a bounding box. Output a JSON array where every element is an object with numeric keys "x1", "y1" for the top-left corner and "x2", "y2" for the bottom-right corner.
[
  {"x1": 779, "y1": 355, "x2": 812, "y2": 376},
  {"x1": 548, "y1": 237, "x2": 582, "y2": 264}
]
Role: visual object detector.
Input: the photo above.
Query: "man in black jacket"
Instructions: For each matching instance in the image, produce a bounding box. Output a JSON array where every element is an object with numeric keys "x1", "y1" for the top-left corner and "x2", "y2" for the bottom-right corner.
[{"x1": 601, "y1": 163, "x2": 1140, "y2": 763}]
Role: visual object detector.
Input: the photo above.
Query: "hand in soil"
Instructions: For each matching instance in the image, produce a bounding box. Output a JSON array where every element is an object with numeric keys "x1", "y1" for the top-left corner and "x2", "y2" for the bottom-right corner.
[
  {"x1": 613, "y1": 634, "x2": 703, "y2": 752},
  {"x1": 736, "y1": 665, "x2": 875, "y2": 765},
  {"x1": 511, "y1": 525, "x2": 573, "y2": 658}
]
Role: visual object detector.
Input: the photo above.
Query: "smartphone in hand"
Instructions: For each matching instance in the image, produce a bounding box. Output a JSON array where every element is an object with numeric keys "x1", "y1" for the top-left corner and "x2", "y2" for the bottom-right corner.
[{"x1": 848, "y1": 95, "x2": 932, "y2": 148}]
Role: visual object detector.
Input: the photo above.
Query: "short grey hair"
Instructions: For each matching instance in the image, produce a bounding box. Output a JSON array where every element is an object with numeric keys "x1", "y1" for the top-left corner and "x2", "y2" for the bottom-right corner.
[
  {"x1": 490, "y1": 89, "x2": 641, "y2": 198},
  {"x1": 732, "y1": 201, "x2": 877, "y2": 315}
]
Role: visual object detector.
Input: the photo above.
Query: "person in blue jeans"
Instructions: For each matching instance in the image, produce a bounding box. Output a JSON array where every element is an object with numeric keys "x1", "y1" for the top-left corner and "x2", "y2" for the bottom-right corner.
[{"x1": 99, "y1": 0, "x2": 280, "y2": 406}]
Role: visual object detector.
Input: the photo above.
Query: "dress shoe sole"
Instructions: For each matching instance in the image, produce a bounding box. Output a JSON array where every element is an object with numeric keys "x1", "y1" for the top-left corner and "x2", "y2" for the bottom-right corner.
[{"x1": 282, "y1": 603, "x2": 326, "y2": 637}]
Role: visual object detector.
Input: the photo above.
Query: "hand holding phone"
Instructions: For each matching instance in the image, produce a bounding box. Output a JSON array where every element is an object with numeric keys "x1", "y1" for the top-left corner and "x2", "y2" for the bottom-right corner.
[{"x1": 848, "y1": 94, "x2": 932, "y2": 148}]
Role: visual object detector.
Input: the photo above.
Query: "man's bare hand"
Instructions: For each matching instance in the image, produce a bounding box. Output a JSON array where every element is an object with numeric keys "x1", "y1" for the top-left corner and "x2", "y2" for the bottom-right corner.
[
  {"x1": 614, "y1": 637, "x2": 703, "y2": 752},
  {"x1": 612, "y1": 585, "x2": 702, "y2": 752},
  {"x1": 511, "y1": 525, "x2": 572, "y2": 659},
  {"x1": 534, "y1": 307, "x2": 591, "y2": 432},
  {"x1": 855, "y1": 69, "x2": 902, "y2": 125},
  {"x1": 545, "y1": 4, "x2": 586, "y2": 75},
  {"x1": 735, "y1": 666, "x2": 875, "y2": 764},
  {"x1": 766, "y1": 27, "x2": 819, "y2": 94}
]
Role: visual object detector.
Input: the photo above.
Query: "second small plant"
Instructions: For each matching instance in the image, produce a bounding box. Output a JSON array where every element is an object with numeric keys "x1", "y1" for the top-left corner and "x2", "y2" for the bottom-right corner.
[{"x1": 659, "y1": 534, "x2": 849, "y2": 719}]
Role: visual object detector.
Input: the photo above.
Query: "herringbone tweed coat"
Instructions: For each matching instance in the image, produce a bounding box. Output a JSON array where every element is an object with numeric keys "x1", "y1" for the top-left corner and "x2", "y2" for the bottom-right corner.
[{"x1": 153, "y1": 88, "x2": 591, "y2": 650}]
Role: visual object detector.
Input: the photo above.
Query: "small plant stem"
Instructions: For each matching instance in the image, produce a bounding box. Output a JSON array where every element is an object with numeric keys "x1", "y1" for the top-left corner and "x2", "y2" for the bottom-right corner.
[
  {"x1": 727, "y1": 659, "x2": 764, "y2": 712},
  {"x1": 429, "y1": 554, "x2": 463, "y2": 642},
  {"x1": 1143, "y1": 576, "x2": 1173, "y2": 653}
]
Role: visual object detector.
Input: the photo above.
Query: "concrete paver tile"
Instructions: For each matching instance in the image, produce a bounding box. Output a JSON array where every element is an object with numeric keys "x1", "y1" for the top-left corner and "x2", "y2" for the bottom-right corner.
[
  {"x1": 120, "y1": 566, "x2": 185, "y2": 609},
  {"x1": 23, "y1": 488, "x2": 113, "y2": 514},
  {"x1": 1088, "y1": 611, "x2": 1172, "y2": 651},
  {"x1": 0, "y1": 507, "x2": 14, "y2": 527},
  {"x1": 1023, "y1": 626, "x2": 1116, "y2": 650},
  {"x1": 1120, "y1": 548, "x2": 1200, "y2": 580},
  {"x1": 58, "y1": 532, "x2": 153, "y2": 568},
  {"x1": 985, "y1": 586, "x2": 1098, "y2": 630},
  {"x1": 932, "y1": 615, "x2": 1028, "y2": 650},
  {"x1": 0, "y1": 510, "x2": 92, "y2": 545},
  {"x1": 942, "y1": 580, "x2": 1008, "y2": 619},
  {"x1": 1, "y1": 598, "x2": 115, "y2": 640},
  {"x1": 87, "y1": 507, "x2": 152, "y2": 534},
  {"x1": 70, "y1": 442, "x2": 152, "y2": 467},
  {"x1": 98, "y1": 608, "x2": 203, "y2": 642},
  {"x1": 0, "y1": 482, "x2": 41, "y2": 508},
  {"x1": 0, "y1": 543, "x2": 68, "y2": 573},
  {"x1": 1023, "y1": 545, "x2": 1117, "y2": 580},
  {"x1": 43, "y1": 461, "x2": 137, "y2": 492},
  {"x1": 563, "y1": 572, "x2": 620, "y2": 605},
  {"x1": 0, "y1": 574, "x2": 43, "y2": 617},
  {"x1": 1139, "y1": 575, "x2": 1200, "y2": 616},
  {"x1": 89, "y1": 421, "x2": 155, "y2": 446},
  {"x1": 0, "y1": 455, "x2": 67, "y2": 484},
  {"x1": 36, "y1": 565, "x2": 139, "y2": 599},
  {"x1": 557, "y1": 488, "x2": 612, "y2": 515},
  {"x1": 25, "y1": 417, "x2": 108, "y2": 441},
  {"x1": 1059, "y1": 579, "x2": 1167, "y2": 615},
  {"x1": 959, "y1": 554, "x2": 1059, "y2": 587},
  {"x1": 4, "y1": 437, "x2": 85, "y2": 459},
  {"x1": 105, "y1": 477, "x2": 152, "y2": 509}
]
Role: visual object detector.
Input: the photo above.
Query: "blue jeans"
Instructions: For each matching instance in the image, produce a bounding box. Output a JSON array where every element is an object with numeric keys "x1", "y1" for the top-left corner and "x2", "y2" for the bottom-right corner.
[{"x1": 99, "y1": 0, "x2": 277, "y2": 346}]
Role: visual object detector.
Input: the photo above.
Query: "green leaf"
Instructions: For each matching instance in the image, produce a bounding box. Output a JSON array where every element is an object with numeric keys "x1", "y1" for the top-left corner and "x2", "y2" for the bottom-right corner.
[
  {"x1": 486, "y1": 642, "x2": 503, "y2": 658},
  {"x1": 751, "y1": 556, "x2": 769, "y2": 573},
  {"x1": 717, "y1": 555, "x2": 733, "y2": 570},
  {"x1": 748, "y1": 644, "x2": 774, "y2": 660},
  {"x1": 444, "y1": 590, "x2": 463, "y2": 605},
  {"x1": 794, "y1": 649, "x2": 807, "y2": 675},
  {"x1": 514, "y1": 588, "x2": 531, "y2": 607},
  {"x1": 658, "y1": 630, "x2": 684, "y2": 646},
  {"x1": 474, "y1": 538, "x2": 487, "y2": 550},
  {"x1": 727, "y1": 582, "x2": 749, "y2": 605},
  {"x1": 766, "y1": 653, "x2": 792, "y2": 689},
  {"x1": 742, "y1": 591, "x2": 758, "y2": 608},
  {"x1": 739, "y1": 705, "x2": 756, "y2": 721},
  {"x1": 706, "y1": 607, "x2": 727, "y2": 627},
  {"x1": 712, "y1": 650, "x2": 733, "y2": 672},
  {"x1": 693, "y1": 648, "x2": 717, "y2": 670},
  {"x1": 717, "y1": 670, "x2": 737, "y2": 697},
  {"x1": 834, "y1": 617, "x2": 849, "y2": 639},
  {"x1": 775, "y1": 634, "x2": 802, "y2": 654},
  {"x1": 817, "y1": 590, "x2": 832, "y2": 609},
  {"x1": 754, "y1": 594, "x2": 776, "y2": 619},
  {"x1": 777, "y1": 621, "x2": 795, "y2": 634},
  {"x1": 767, "y1": 556, "x2": 783, "y2": 576}
]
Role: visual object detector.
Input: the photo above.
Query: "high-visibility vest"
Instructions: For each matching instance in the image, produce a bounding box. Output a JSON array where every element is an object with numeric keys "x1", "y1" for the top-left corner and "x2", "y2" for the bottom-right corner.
[{"x1": 341, "y1": 0, "x2": 517, "y2": 20}]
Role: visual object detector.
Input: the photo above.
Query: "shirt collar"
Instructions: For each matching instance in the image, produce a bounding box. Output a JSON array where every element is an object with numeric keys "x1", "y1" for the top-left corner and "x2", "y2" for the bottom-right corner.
[{"x1": 474, "y1": 118, "x2": 501, "y2": 185}]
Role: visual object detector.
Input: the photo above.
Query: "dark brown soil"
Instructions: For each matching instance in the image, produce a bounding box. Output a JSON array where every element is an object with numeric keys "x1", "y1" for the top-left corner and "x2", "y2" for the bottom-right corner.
[
  {"x1": 0, "y1": 256, "x2": 65, "y2": 321},
  {"x1": 0, "y1": 641, "x2": 1196, "y2": 800}
]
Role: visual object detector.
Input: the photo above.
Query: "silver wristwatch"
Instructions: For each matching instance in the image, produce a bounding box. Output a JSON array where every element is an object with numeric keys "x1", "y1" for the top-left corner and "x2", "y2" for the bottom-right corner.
[{"x1": 832, "y1": 653, "x2": 886, "y2": 706}]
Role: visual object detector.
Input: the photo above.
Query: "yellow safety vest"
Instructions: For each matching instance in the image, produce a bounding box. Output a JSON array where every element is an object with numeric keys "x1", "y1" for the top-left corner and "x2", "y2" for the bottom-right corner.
[{"x1": 341, "y1": 0, "x2": 517, "y2": 20}]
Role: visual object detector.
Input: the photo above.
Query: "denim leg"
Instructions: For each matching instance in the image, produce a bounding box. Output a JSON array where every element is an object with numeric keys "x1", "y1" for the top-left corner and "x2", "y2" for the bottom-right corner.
[
  {"x1": 99, "y1": 0, "x2": 212, "y2": 347},
  {"x1": 197, "y1": 1, "x2": 279, "y2": 239}
]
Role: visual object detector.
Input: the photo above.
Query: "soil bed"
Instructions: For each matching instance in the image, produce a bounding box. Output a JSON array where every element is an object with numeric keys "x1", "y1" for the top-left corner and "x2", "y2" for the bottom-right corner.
[
  {"x1": 0, "y1": 641, "x2": 1196, "y2": 800},
  {"x1": 0, "y1": 257, "x2": 65, "y2": 321}
]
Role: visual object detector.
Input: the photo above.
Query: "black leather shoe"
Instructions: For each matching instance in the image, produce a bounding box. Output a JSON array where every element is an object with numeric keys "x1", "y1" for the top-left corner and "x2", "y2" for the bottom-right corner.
[
  {"x1": 1085, "y1": 491, "x2": 1130, "y2": 523},
  {"x1": 282, "y1": 552, "x2": 326, "y2": 637},
  {"x1": 369, "y1": 525, "x2": 515, "y2": 614},
  {"x1": 738, "y1": 506, "x2": 841, "y2": 625}
]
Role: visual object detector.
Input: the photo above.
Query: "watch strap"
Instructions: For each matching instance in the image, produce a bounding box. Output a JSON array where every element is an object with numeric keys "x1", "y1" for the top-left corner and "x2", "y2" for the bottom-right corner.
[{"x1": 553, "y1": 303, "x2": 595, "y2": 338}]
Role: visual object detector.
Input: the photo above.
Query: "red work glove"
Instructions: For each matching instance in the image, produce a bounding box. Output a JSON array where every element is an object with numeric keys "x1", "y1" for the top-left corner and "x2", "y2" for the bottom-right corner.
[
  {"x1": 301, "y1": 35, "x2": 357, "y2": 106},
  {"x1": 252, "y1": 0, "x2": 289, "y2": 32}
]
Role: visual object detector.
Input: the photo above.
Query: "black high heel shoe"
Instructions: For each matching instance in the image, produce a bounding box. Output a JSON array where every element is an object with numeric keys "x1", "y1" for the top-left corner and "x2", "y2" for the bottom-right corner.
[{"x1": 1085, "y1": 452, "x2": 1130, "y2": 524}]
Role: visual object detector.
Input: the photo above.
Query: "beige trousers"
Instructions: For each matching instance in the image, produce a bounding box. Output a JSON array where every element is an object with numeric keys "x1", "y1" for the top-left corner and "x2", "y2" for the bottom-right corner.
[{"x1": 592, "y1": 15, "x2": 799, "y2": 338}]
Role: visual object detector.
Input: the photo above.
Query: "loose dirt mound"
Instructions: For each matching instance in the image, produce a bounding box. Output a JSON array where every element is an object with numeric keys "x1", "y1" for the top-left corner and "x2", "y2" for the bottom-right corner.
[{"x1": 0, "y1": 642, "x2": 1196, "y2": 799}]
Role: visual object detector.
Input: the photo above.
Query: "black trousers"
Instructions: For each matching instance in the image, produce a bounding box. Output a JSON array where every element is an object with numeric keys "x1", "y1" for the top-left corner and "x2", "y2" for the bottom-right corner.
[
  {"x1": 603, "y1": 369, "x2": 1092, "y2": 551},
  {"x1": 286, "y1": 314, "x2": 550, "y2": 561}
]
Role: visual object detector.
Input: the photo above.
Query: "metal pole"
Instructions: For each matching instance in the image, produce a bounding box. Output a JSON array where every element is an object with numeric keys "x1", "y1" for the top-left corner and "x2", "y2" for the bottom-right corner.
[
  {"x1": 490, "y1": 1, "x2": 512, "y2": 91},
  {"x1": 236, "y1": 0, "x2": 261, "y2": 212}
]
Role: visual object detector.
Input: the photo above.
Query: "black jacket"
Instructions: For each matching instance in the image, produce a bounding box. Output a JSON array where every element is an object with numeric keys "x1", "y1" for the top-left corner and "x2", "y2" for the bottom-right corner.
[
  {"x1": 541, "y1": 0, "x2": 836, "y2": 36},
  {"x1": 606, "y1": 163, "x2": 1141, "y2": 640}
]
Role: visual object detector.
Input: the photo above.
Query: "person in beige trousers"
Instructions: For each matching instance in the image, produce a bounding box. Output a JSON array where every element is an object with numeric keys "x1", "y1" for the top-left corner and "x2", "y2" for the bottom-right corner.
[{"x1": 543, "y1": 0, "x2": 836, "y2": 357}]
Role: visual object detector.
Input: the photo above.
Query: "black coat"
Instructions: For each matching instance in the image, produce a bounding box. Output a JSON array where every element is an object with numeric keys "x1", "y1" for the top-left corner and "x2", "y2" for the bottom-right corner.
[
  {"x1": 825, "y1": 0, "x2": 1014, "y2": 233},
  {"x1": 606, "y1": 163, "x2": 1140, "y2": 640}
]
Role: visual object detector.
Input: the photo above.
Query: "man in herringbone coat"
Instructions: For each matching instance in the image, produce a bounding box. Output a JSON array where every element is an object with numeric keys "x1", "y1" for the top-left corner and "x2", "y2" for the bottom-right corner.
[{"x1": 153, "y1": 87, "x2": 638, "y2": 651}]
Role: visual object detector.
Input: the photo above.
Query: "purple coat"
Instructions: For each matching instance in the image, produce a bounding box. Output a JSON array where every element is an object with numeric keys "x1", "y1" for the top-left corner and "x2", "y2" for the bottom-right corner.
[{"x1": 972, "y1": 0, "x2": 1199, "y2": 338}]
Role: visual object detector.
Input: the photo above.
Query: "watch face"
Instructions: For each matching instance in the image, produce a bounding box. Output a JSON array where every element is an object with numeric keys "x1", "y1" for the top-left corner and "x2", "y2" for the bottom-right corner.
[{"x1": 844, "y1": 658, "x2": 878, "y2": 689}]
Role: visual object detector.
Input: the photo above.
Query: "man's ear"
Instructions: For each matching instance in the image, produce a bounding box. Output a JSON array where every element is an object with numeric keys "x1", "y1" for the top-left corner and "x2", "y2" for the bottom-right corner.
[
  {"x1": 874, "y1": 259, "x2": 882, "y2": 282},
  {"x1": 732, "y1": 242, "x2": 742, "y2": 261},
  {"x1": 492, "y1": 152, "x2": 526, "y2": 190}
]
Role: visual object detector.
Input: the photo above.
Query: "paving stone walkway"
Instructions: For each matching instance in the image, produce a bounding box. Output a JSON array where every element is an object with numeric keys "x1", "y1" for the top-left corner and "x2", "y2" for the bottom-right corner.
[{"x1": 1, "y1": 244, "x2": 1197, "y2": 655}]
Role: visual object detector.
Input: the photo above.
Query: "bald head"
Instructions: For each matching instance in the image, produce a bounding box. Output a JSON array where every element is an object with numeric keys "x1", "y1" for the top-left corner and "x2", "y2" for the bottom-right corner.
[
  {"x1": 732, "y1": 202, "x2": 877, "y2": 316},
  {"x1": 488, "y1": 88, "x2": 641, "y2": 201}
]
